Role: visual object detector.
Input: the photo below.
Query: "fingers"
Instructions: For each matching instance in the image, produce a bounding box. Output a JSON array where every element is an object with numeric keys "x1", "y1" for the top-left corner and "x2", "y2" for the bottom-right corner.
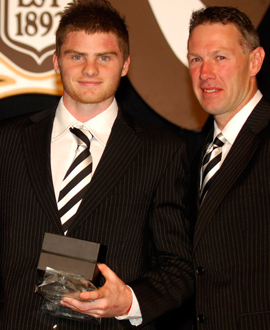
[
  {"x1": 61, "y1": 298, "x2": 101, "y2": 318},
  {"x1": 97, "y1": 263, "x2": 115, "y2": 280},
  {"x1": 79, "y1": 287, "x2": 103, "y2": 301},
  {"x1": 61, "y1": 264, "x2": 133, "y2": 318}
]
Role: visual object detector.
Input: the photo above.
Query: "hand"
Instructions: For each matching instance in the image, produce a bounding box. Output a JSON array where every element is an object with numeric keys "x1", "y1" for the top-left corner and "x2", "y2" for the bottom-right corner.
[{"x1": 60, "y1": 263, "x2": 133, "y2": 318}]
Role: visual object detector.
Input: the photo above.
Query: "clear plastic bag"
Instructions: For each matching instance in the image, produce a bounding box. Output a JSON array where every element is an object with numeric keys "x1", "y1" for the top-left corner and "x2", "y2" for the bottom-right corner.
[{"x1": 36, "y1": 267, "x2": 100, "y2": 323}]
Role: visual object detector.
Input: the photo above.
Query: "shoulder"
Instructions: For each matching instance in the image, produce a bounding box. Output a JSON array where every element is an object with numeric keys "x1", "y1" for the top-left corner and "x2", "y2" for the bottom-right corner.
[
  {"x1": 0, "y1": 107, "x2": 56, "y2": 130},
  {"x1": 246, "y1": 96, "x2": 270, "y2": 133},
  {"x1": 117, "y1": 107, "x2": 187, "y2": 150},
  {"x1": 0, "y1": 107, "x2": 56, "y2": 147}
]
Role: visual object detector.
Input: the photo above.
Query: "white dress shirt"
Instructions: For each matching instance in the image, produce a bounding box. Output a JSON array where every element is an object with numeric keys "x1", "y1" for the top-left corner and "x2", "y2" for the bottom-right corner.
[
  {"x1": 51, "y1": 97, "x2": 117, "y2": 200},
  {"x1": 212, "y1": 90, "x2": 263, "y2": 167},
  {"x1": 50, "y1": 97, "x2": 142, "y2": 325}
]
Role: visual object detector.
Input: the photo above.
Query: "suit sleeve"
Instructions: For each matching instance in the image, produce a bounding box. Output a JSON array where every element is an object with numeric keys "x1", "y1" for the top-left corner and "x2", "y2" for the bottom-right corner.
[{"x1": 128, "y1": 142, "x2": 194, "y2": 327}]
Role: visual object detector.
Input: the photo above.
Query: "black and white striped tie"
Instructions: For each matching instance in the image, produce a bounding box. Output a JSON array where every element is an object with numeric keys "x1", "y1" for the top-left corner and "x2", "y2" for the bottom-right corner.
[
  {"x1": 200, "y1": 133, "x2": 226, "y2": 204},
  {"x1": 58, "y1": 127, "x2": 92, "y2": 230}
]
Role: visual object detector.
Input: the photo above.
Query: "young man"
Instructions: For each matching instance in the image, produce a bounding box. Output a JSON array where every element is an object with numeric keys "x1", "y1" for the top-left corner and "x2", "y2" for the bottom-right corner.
[
  {"x1": 0, "y1": 1, "x2": 193, "y2": 329},
  {"x1": 187, "y1": 6, "x2": 270, "y2": 329}
]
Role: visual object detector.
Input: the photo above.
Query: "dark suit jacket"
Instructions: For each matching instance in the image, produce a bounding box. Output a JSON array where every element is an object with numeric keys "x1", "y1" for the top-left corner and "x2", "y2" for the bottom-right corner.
[
  {"x1": 193, "y1": 97, "x2": 270, "y2": 329},
  {"x1": 0, "y1": 106, "x2": 194, "y2": 330}
]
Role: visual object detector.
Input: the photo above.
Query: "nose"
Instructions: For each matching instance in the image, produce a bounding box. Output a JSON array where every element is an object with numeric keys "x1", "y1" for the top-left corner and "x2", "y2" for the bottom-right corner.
[
  {"x1": 82, "y1": 60, "x2": 98, "y2": 77},
  {"x1": 200, "y1": 61, "x2": 216, "y2": 81}
]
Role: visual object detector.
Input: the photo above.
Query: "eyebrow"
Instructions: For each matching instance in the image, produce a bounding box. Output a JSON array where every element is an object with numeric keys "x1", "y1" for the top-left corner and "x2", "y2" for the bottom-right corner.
[
  {"x1": 187, "y1": 52, "x2": 200, "y2": 59},
  {"x1": 187, "y1": 48, "x2": 230, "y2": 57},
  {"x1": 63, "y1": 50, "x2": 119, "y2": 57},
  {"x1": 62, "y1": 50, "x2": 87, "y2": 58},
  {"x1": 211, "y1": 49, "x2": 230, "y2": 55}
]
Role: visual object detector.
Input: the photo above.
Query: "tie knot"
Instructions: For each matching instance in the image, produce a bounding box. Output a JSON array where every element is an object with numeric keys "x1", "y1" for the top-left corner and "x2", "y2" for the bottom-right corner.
[
  {"x1": 213, "y1": 133, "x2": 226, "y2": 148},
  {"x1": 200, "y1": 132, "x2": 226, "y2": 204},
  {"x1": 203, "y1": 132, "x2": 226, "y2": 165},
  {"x1": 70, "y1": 127, "x2": 91, "y2": 149}
]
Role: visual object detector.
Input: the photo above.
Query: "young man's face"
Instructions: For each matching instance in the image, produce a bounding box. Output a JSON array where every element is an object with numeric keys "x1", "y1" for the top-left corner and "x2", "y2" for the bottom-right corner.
[
  {"x1": 188, "y1": 23, "x2": 262, "y2": 129},
  {"x1": 53, "y1": 31, "x2": 130, "y2": 115}
]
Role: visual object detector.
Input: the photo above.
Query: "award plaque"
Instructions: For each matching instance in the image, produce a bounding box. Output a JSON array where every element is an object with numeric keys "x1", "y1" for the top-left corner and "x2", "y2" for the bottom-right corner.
[{"x1": 36, "y1": 233, "x2": 102, "y2": 323}]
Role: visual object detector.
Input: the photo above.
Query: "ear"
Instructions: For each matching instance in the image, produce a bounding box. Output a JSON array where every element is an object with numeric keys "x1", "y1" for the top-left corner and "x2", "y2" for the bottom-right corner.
[
  {"x1": 121, "y1": 56, "x2": 130, "y2": 77},
  {"x1": 53, "y1": 51, "x2": 61, "y2": 75},
  {"x1": 250, "y1": 46, "x2": 265, "y2": 77}
]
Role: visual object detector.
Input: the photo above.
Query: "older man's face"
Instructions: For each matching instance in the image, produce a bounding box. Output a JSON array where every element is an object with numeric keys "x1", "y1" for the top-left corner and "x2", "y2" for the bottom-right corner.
[{"x1": 188, "y1": 23, "x2": 259, "y2": 129}]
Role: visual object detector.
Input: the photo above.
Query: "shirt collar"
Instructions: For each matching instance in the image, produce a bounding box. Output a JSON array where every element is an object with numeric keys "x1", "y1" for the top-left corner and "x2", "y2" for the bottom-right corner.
[
  {"x1": 52, "y1": 97, "x2": 118, "y2": 146},
  {"x1": 214, "y1": 90, "x2": 263, "y2": 145}
]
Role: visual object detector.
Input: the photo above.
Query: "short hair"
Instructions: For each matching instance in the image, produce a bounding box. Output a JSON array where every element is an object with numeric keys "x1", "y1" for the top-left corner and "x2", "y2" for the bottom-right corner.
[
  {"x1": 55, "y1": 0, "x2": 129, "y2": 61},
  {"x1": 189, "y1": 6, "x2": 260, "y2": 53}
]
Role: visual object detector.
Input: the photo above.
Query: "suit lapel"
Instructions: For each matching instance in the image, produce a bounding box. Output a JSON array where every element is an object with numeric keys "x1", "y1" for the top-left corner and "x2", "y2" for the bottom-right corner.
[
  {"x1": 22, "y1": 108, "x2": 63, "y2": 234},
  {"x1": 67, "y1": 109, "x2": 143, "y2": 234},
  {"x1": 194, "y1": 97, "x2": 270, "y2": 250}
]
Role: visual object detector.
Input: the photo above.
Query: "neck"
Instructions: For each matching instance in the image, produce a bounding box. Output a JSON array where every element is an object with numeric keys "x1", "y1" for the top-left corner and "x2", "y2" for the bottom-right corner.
[{"x1": 63, "y1": 97, "x2": 114, "y2": 122}]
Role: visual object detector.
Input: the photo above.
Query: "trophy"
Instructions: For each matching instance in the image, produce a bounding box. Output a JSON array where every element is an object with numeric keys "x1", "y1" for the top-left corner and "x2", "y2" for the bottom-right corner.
[{"x1": 36, "y1": 233, "x2": 102, "y2": 323}]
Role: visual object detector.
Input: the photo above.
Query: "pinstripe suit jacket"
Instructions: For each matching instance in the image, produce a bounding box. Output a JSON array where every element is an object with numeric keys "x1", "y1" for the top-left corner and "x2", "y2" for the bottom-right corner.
[
  {"x1": 193, "y1": 97, "x2": 270, "y2": 329},
  {"x1": 0, "y1": 106, "x2": 194, "y2": 330}
]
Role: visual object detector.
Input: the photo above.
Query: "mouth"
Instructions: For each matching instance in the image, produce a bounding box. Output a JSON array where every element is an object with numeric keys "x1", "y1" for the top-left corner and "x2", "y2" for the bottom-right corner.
[
  {"x1": 202, "y1": 87, "x2": 221, "y2": 92},
  {"x1": 201, "y1": 88, "x2": 222, "y2": 97},
  {"x1": 203, "y1": 89, "x2": 218, "y2": 93},
  {"x1": 79, "y1": 80, "x2": 102, "y2": 87}
]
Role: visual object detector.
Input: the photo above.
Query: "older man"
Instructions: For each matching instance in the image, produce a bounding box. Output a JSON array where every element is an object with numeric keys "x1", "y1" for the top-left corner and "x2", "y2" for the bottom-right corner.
[{"x1": 188, "y1": 6, "x2": 270, "y2": 329}]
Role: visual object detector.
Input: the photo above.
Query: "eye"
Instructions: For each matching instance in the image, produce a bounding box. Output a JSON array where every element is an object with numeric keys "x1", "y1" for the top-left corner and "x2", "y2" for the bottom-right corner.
[
  {"x1": 72, "y1": 54, "x2": 83, "y2": 61},
  {"x1": 189, "y1": 57, "x2": 201, "y2": 65},
  {"x1": 217, "y1": 55, "x2": 225, "y2": 60},
  {"x1": 99, "y1": 55, "x2": 110, "y2": 61}
]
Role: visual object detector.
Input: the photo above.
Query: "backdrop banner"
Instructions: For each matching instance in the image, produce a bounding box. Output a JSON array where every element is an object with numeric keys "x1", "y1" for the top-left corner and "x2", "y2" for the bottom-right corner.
[{"x1": 0, "y1": 0, "x2": 269, "y2": 130}]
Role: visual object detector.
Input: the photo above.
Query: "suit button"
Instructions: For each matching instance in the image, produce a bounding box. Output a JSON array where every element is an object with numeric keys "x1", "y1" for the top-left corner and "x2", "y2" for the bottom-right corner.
[
  {"x1": 197, "y1": 314, "x2": 205, "y2": 323},
  {"x1": 196, "y1": 266, "x2": 205, "y2": 275}
]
